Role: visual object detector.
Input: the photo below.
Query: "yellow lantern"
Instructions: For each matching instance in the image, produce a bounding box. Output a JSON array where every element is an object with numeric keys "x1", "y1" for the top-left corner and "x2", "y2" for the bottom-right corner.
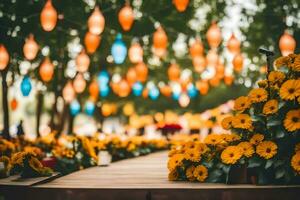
[
  {"x1": 39, "y1": 58, "x2": 54, "y2": 82},
  {"x1": 206, "y1": 22, "x2": 222, "y2": 49},
  {"x1": 76, "y1": 50, "x2": 90, "y2": 73},
  {"x1": 118, "y1": 4, "x2": 134, "y2": 31},
  {"x1": 73, "y1": 73, "x2": 86, "y2": 93},
  {"x1": 88, "y1": 6, "x2": 105, "y2": 35},
  {"x1": 173, "y1": 0, "x2": 189, "y2": 12},
  {"x1": 23, "y1": 34, "x2": 39, "y2": 60},
  {"x1": 63, "y1": 81, "x2": 75, "y2": 103},
  {"x1": 129, "y1": 42, "x2": 143, "y2": 63},
  {"x1": 84, "y1": 32, "x2": 101, "y2": 54},
  {"x1": 40, "y1": 0, "x2": 57, "y2": 31},
  {"x1": 123, "y1": 103, "x2": 134, "y2": 116},
  {"x1": 279, "y1": 31, "x2": 296, "y2": 56},
  {"x1": 102, "y1": 103, "x2": 113, "y2": 117},
  {"x1": 0, "y1": 44, "x2": 9, "y2": 70}
]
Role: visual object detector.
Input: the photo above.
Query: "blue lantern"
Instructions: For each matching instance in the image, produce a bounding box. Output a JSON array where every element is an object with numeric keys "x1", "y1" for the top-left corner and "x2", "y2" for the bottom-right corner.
[
  {"x1": 70, "y1": 100, "x2": 81, "y2": 116},
  {"x1": 187, "y1": 84, "x2": 198, "y2": 98},
  {"x1": 100, "y1": 85, "x2": 110, "y2": 97},
  {"x1": 97, "y1": 70, "x2": 110, "y2": 85},
  {"x1": 172, "y1": 91, "x2": 180, "y2": 100},
  {"x1": 21, "y1": 76, "x2": 32, "y2": 96},
  {"x1": 132, "y1": 82, "x2": 143, "y2": 96},
  {"x1": 85, "y1": 101, "x2": 95, "y2": 116},
  {"x1": 111, "y1": 33, "x2": 127, "y2": 64},
  {"x1": 149, "y1": 87, "x2": 160, "y2": 100}
]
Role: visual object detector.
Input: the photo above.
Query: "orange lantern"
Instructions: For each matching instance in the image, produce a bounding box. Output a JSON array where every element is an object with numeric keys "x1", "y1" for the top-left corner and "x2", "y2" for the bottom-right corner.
[
  {"x1": 0, "y1": 44, "x2": 9, "y2": 70},
  {"x1": 111, "y1": 82, "x2": 120, "y2": 94},
  {"x1": 193, "y1": 56, "x2": 206, "y2": 73},
  {"x1": 84, "y1": 32, "x2": 101, "y2": 54},
  {"x1": 23, "y1": 34, "x2": 39, "y2": 60},
  {"x1": 142, "y1": 88, "x2": 148, "y2": 98},
  {"x1": 227, "y1": 33, "x2": 240, "y2": 54},
  {"x1": 73, "y1": 73, "x2": 86, "y2": 93},
  {"x1": 216, "y1": 63, "x2": 225, "y2": 77},
  {"x1": 63, "y1": 81, "x2": 75, "y2": 103},
  {"x1": 173, "y1": 0, "x2": 189, "y2": 12},
  {"x1": 196, "y1": 80, "x2": 209, "y2": 95},
  {"x1": 102, "y1": 103, "x2": 113, "y2": 117},
  {"x1": 153, "y1": 26, "x2": 168, "y2": 57},
  {"x1": 233, "y1": 53, "x2": 244, "y2": 73},
  {"x1": 206, "y1": 22, "x2": 222, "y2": 49},
  {"x1": 118, "y1": 79, "x2": 131, "y2": 97},
  {"x1": 88, "y1": 6, "x2": 105, "y2": 35},
  {"x1": 76, "y1": 50, "x2": 90, "y2": 73},
  {"x1": 40, "y1": 0, "x2": 57, "y2": 32},
  {"x1": 10, "y1": 98, "x2": 18, "y2": 111},
  {"x1": 135, "y1": 62, "x2": 148, "y2": 82},
  {"x1": 118, "y1": 4, "x2": 134, "y2": 31},
  {"x1": 129, "y1": 42, "x2": 143, "y2": 63},
  {"x1": 160, "y1": 85, "x2": 172, "y2": 97},
  {"x1": 89, "y1": 80, "x2": 99, "y2": 100},
  {"x1": 279, "y1": 31, "x2": 296, "y2": 56},
  {"x1": 39, "y1": 58, "x2": 54, "y2": 82},
  {"x1": 224, "y1": 75, "x2": 234, "y2": 86},
  {"x1": 126, "y1": 67, "x2": 137, "y2": 86},
  {"x1": 168, "y1": 63, "x2": 180, "y2": 81},
  {"x1": 206, "y1": 49, "x2": 219, "y2": 67},
  {"x1": 209, "y1": 77, "x2": 221, "y2": 87},
  {"x1": 189, "y1": 39, "x2": 204, "y2": 57}
]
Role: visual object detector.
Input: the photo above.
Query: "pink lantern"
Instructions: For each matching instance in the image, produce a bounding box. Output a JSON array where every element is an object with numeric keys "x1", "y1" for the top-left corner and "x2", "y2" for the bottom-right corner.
[
  {"x1": 129, "y1": 42, "x2": 143, "y2": 63},
  {"x1": 23, "y1": 34, "x2": 39, "y2": 60},
  {"x1": 88, "y1": 6, "x2": 105, "y2": 35},
  {"x1": 76, "y1": 50, "x2": 90, "y2": 73},
  {"x1": 63, "y1": 81, "x2": 75, "y2": 103},
  {"x1": 73, "y1": 73, "x2": 86, "y2": 93}
]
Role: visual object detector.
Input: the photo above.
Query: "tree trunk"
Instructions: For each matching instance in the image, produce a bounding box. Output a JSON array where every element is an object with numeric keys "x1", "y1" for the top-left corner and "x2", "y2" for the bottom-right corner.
[
  {"x1": 67, "y1": 105, "x2": 74, "y2": 135},
  {"x1": 36, "y1": 91, "x2": 43, "y2": 138},
  {"x1": 56, "y1": 103, "x2": 68, "y2": 138},
  {"x1": 1, "y1": 70, "x2": 10, "y2": 140},
  {"x1": 49, "y1": 92, "x2": 58, "y2": 130}
]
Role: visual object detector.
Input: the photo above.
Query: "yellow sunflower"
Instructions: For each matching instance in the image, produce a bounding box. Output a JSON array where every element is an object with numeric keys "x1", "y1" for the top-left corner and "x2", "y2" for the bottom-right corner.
[
  {"x1": 274, "y1": 56, "x2": 290, "y2": 68},
  {"x1": 186, "y1": 165, "x2": 196, "y2": 181},
  {"x1": 238, "y1": 142, "x2": 254, "y2": 158},
  {"x1": 204, "y1": 134, "x2": 222, "y2": 145},
  {"x1": 249, "y1": 134, "x2": 264, "y2": 145},
  {"x1": 221, "y1": 134, "x2": 241, "y2": 143},
  {"x1": 184, "y1": 149, "x2": 201, "y2": 162},
  {"x1": 268, "y1": 71, "x2": 285, "y2": 85},
  {"x1": 284, "y1": 109, "x2": 300, "y2": 132},
  {"x1": 262, "y1": 99, "x2": 279, "y2": 115},
  {"x1": 256, "y1": 141, "x2": 278, "y2": 159},
  {"x1": 29, "y1": 157, "x2": 43, "y2": 172},
  {"x1": 290, "y1": 54, "x2": 300, "y2": 72},
  {"x1": 167, "y1": 154, "x2": 184, "y2": 171},
  {"x1": 257, "y1": 79, "x2": 268, "y2": 88},
  {"x1": 248, "y1": 88, "x2": 268, "y2": 103},
  {"x1": 234, "y1": 96, "x2": 251, "y2": 112},
  {"x1": 291, "y1": 152, "x2": 300, "y2": 173},
  {"x1": 232, "y1": 114, "x2": 253, "y2": 130},
  {"x1": 279, "y1": 80, "x2": 300, "y2": 101},
  {"x1": 193, "y1": 165, "x2": 208, "y2": 182},
  {"x1": 221, "y1": 116, "x2": 234, "y2": 130},
  {"x1": 221, "y1": 146, "x2": 243, "y2": 164},
  {"x1": 168, "y1": 169, "x2": 179, "y2": 181}
]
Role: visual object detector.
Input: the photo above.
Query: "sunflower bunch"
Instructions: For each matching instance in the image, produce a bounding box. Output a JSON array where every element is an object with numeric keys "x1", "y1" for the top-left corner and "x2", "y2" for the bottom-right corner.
[{"x1": 0, "y1": 138, "x2": 16, "y2": 157}]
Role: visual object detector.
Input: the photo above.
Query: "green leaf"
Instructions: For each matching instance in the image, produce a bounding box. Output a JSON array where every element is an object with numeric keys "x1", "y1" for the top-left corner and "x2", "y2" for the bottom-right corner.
[
  {"x1": 248, "y1": 157, "x2": 262, "y2": 168},
  {"x1": 267, "y1": 119, "x2": 281, "y2": 127},
  {"x1": 275, "y1": 168, "x2": 285, "y2": 179},
  {"x1": 274, "y1": 160, "x2": 285, "y2": 168},
  {"x1": 265, "y1": 159, "x2": 273, "y2": 169},
  {"x1": 275, "y1": 129, "x2": 285, "y2": 138},
  {"x1": 222, "y1": 165, "x2": 231, "y2": 174}
]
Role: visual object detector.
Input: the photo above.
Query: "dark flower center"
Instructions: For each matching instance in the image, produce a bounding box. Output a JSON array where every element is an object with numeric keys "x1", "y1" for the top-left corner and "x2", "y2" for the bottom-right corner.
[
  {"x1": 266, "y1": 148, "x2": 271, "y2": 153},
  {"x1": 241, "y1": 119, "x2": 245, "y2": 123},
  {"x1": 229, "y1": 153, "x2": 234, "y2": 157},
  {"x1": 292, "y1": 117, "x2": 299, "y2": 123},
  {"x1": 288, "y1": 88, "x2": 295, "y2": 94}
]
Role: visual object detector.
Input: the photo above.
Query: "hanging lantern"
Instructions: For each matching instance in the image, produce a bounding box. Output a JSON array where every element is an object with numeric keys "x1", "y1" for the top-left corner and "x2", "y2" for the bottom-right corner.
[
  {"x1": 135, "y1": 62, "x2": 148, "y2": 82},
  {"x1": 118, "y1": 4, "x2": 134, "y2": 31},
  {"x1": 85, "y1": 100, "x2": 95, "y2": 116},
  {"x1": 70, "y1": 100, "x2": 81, "y2": 116},
  {"x1": 279, "y1": 31, "x2": 296, "y2": 56},
  {"x1": 227, "y1": 33, "x2": 240, "y2": 54},
  {"x1": 40, "y1": 0, "x2": 57, "y2": 32},
  {"x1": 142, "y1": 88, "x2": 148, "y2": 99},
  {"x1": 10, "y1": 98, "x2": 18, "y2": 111},
  {"x1": 187, "y1": 84, "x2": 198, "y2": 98},
  {"x1": 73, "y1": 73, "x2": 86, "y2": 93},
  {"x1": 189, "y1": 39, "x2": 204, "y2": 57},
  {"x1": 172, "y1": 91, "x2": 180, "y2": 100},
  {"x1": 102, "y1": 104, "x2": 112, "y2": 117},
  {"x1": 206, "y1": 22, "x2": 222, "y2": 49},
  {"x1": 129, "y1": 42, "x2": 143, "y2": 63},
  {"x1": 173, "y1": 0, "x2": 189, "y2": 12},
  {"x1": 21, "y1": 76, "x2": 32, "y2": 97},
  {"x1": 149, "y1": 87, "x2": 160, "y2": 100},
  {"x1": 126, "y1": 67, "x2": 137, "y2": 86},
  {"x1": 132, "y1": 82, "x2": 143, "y2": 96},
  {"x1": 23, "y1": 34, "x2": 39, "y2": 60},
  {"x1": 196, "y1": 80, "x2": 209, "y2": 95},
  {"x1": 206, "y1": 49, "x2": 219, "y2": 67},
  {"x1": 97, "y1": 70, "x2": 110, "y2": 85},
  {"x1": 89, "y1": 80, "x2": 99, "y2": 100},
  {"x1": 216, "y1": 63, "x2": 225, "y2": 77},
  {"x1": 76, "y1": 50, "x2": 90, "y2": 73},
  {"x1": 123, "y1": 103, "x2": 134, "y2": 116},
  {"x1": 100, "y1": 85, "x2": 110, "y2": 97},
  {"x1": 84, "y1": 32, "x2": 101, "y2": 54},
  {"x1": 168, "y1": 63, "x2": 180, "y2": 81},
  {"x1": 179, "y1": 93, "x2": 190, "y2": 107},
  {"x1": 193, "y1": 56, "x2": 206, "y2": 73},
  {"x1": 153, "y1": 26, "x2": 168, "y2": 57},
  {"x1": 224, "y1": 75, "x2": 234, "y2": 86},
  {"x1": 88, "y1": 6, "x2": 105, "y2": 35},
  {"x1": 111, "y1": 33, "x2": 127, "y2": 64},
  {"x1": 160, "y1": 85, "x2": 172, "y2": 97},
  {"x1": 118, "y1": 79, "x2": 131, "y2": 97},
  {"x1": 39, "y1": 58, "x2": 54, "y2": 82},
  {"x1": 209, "y1": 77, "x2": 221, "y2": 87},
  {"x1": 233, "y1": 53, "x2": 244, "y2": 73},
  {"x1": 0, "y1": 44, "x2": 9, "y2": 70},
  {"x1": 63, "y1": 81, "x2": 75, "y2": 103}
]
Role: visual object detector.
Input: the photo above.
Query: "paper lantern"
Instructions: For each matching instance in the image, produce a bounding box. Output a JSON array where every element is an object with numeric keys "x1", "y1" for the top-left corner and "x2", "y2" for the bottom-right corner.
[
  {"x1": 23, "y1": 34, "x2": 39, "y2": 60},
  {"x1": 135, "y1": 62, "x2": 148, "y2": 82},
  {"x1": 102, "y1": 104, "x2": 112, "y2": 117},
  {"x1": 100, "y1": 85, "x2": 110, "y2": 97},
  {"x1": 118, "y1": 4, "x2": 134, "y2": 31},
  {"x1": 10, "y1": 98, "x2": 18, "y2": 111},
  {"x1": 39, "y1": 58, "x2": 54, "y2": 82},
  {"x1": 279, "y1": 31, "x2": 296, "y2": 56},
  {"x1": 187, "y1": 84, "x2": 198, "y2": 98},
  {"x1": 85, "y1": 101, "x2": 95, "y2": 116},
  {"x1": 21, "y1": 76, "x2": 32, "y2": 97},
  {"x1": 224, "y1": 75, "x2": 234, "y2": 86},
  {"x1": 189, "y1": 39, "x2": 204, "y2": 57},
  {"x1": 111, "y1": 33, "x2": 127, "y2": 64},
  {"x1": 206, "y1": 22, "x2": 222, "y2": 49},
  {"x1": 206, "y1": 49, "x2": 219, "y2": 67},
  {"x1": 196, "y1": 80, "x2": 209, "y2": 95},
  {"x1": 132, "y1": 82, "x2": 143, "y2": 96},
  {"x1": 63, "y1": 81, "x2": 75, "y2": 103},
  {"x1": 76, "y1": 50, "x2": 90, "y2": 73},
  {"x1": 193, "y1": 56, "x2": 206, "y2": 73},
  {"x1": 173, "y1": 0, "x2": 189, "y2": 12},
  {"x1": 209, "y1": 77, "x2": 221, "y2": 87},
  {"x1": 160, "y1": 85, "x2": 172, "y2": 97},
  {"x1": 126, "y1": 67, "x2": 137, "y2": 86},
  {"x1": 89, "y1": 80, "x2": 99, "y2": 100},
  {"x1": 149, "y1": 87, "x2": 160, "y2": 100},
  {"x1": 73, "y1": 73, "x2": 86, "y2": 93},
  {"x1": 123, "y1": 103, "x2": 134, "y2": 116},
  {"x1": 227, "y1": 33, "x2": 240, "y2": 54},
  {"x1": 172, "y1": 91, "x2": 180, "y2": 100},
  {"x1": 233, "y1": 53, "x2": 244, "y2": 73},
  {"x1": 88, "y1": 6, "x2": 105, "y2": 35},
  {"x1": 70, "y1": 100, "x2": 81, "y2": 116},
  {"x1": 129, "y1": 42, "x2": 143, "y2": 63},
  {"x1": 84, "y1": 32, "x2": 101, "y2": 54},
  {"x1": 168, "y1": 63, "x2": 180, "y2": 81},
  {"x1": 0, "y1": 44, "x2": 9, "y2": 70},
  {"x1": 118, "y1": 79, "x2": 131, "y2": 97},
  {"x1": 153, "y1": 27, "x2": 168, "y2": 57},
  {"x1": 40, "y1": 0, "x2": 57, "y2": 31},
  {"x1": 179, "y1": 93, "x2": 190, "y2": 107},
  {"x1": 98, "y1": 70, "x2": 110, "y2": 85},
  {"x1": 142, "y1": 88, "x2": 148, "y2": 98}
]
